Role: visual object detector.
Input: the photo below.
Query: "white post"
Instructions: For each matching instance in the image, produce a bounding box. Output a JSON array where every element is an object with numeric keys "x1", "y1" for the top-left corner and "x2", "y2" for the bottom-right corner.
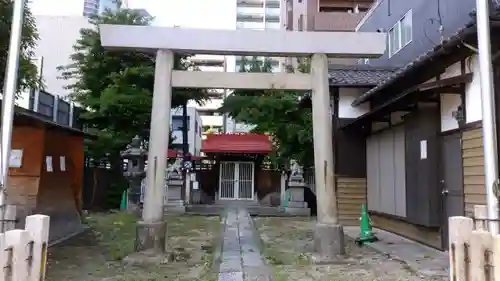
[
  {"x1": 310, "y1": 53, "x2": 344, "y2": 260},
  {"x1": 280, "y1": 171, "x2": 286, "y2": 206},
  {"x1": 0, "y1": 0, "x2": 26, "y2": 208},
  {"x1": 476, "y1": 0, "x2": 500, "y2": 234},
  {"x1": 139, "y1": 49, "x2": 174, "y2": 252},
  {"x1": 25, "y1": 215, "x2": 50, "y2": 281},
  {"x1": 185, "y1": 172, "x2": 191, "y2": 204},
  {"x1": 6, "y1": 229, "x2": 31, "y2": 281}
]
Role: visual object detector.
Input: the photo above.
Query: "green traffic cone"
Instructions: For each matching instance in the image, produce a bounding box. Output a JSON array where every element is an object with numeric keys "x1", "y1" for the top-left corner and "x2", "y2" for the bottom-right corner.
[
  {"x1": 355, "y1": 203, "x2": 378, "y2": 246},
  {"x1": 120, "y1": 190, "x2": 128, "y2": 211}
]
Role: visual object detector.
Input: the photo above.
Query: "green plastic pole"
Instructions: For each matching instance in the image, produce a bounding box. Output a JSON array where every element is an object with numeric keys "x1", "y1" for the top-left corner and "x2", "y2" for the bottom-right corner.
[
  {"x1": 284, "y1": 189, "x2": 290, "y2": 208},
  {"x1": 355, "y1": 203, "x2": 378, "y2": 246},
  {"x1": 120, "y1": 190, "x2": 128, "y2": 211}
]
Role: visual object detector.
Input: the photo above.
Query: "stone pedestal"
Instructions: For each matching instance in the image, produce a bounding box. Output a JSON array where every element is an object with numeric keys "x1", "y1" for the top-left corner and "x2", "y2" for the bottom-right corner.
[
  {"x1": 136, "y1": 220, "x2": 167, "y2": 252},
  {"x1": 312, "y1": 222, "x2": 345, "y2": 263},
  {"x1": 284, "y1": 184, "x2": 310, "y2": 216},
  {"x1": 165, "y1": 179, "x2": 186, "y2": 213}
]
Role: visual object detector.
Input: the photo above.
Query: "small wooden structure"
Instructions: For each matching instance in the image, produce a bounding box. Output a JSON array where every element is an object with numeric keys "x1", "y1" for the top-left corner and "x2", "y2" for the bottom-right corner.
[
  {"x1": 8, "y1": 106, "x2": 89, "y2": 242},
  {"x1": 200, "y1": 133, "x2": 273, "y2": 202}
]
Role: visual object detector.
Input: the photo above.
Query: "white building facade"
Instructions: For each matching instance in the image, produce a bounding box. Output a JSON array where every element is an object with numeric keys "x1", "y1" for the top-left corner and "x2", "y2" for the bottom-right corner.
[
  {"x1": 170, "y1": 107, "x2": 203, "y2": 156},
  {"x1": 234, "y1": 0, "x2": 282, "y2": 73},
  {"x1": 16, "y1": 16, "x2": 92, "y2": 127}
]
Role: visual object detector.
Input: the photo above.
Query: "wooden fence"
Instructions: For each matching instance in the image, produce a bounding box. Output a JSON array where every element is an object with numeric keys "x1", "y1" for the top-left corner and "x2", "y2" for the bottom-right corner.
[
  {"x1": 449, "y1": 205, "x2": 500, "y2": 281},
  {"x1": 0, "y1": 205, "x2": 50, "y2": 281}
]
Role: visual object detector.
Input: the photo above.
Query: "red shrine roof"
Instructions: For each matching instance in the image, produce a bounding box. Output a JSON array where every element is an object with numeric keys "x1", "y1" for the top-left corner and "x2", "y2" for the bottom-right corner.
[{"x1": 201, "y1": 133, "x2": 273, "y2": 154}]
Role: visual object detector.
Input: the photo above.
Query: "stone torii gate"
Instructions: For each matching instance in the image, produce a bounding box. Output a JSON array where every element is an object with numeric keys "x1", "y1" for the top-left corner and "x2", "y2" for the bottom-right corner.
[{"x1": 99, "y1": 25, "x2": 385, "y2": 261}]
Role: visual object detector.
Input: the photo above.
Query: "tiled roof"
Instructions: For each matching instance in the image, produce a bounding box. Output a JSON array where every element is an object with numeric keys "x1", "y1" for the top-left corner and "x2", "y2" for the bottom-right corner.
[
  {"x1": 328, "y1": 65, "x2": 397, "y2": 87},
  {"x1": 201, "y1": 133, "x2": 273, "y2": 154}
]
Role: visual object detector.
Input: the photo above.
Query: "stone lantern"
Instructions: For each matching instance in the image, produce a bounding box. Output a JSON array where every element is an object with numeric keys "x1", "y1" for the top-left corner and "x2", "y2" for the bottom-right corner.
[
  {"x1": 284, "y1": 159, "x2": 310, "y2": 216},
  {"x1": 121, "y1": 135, "x2": 147, "y2": 213}
]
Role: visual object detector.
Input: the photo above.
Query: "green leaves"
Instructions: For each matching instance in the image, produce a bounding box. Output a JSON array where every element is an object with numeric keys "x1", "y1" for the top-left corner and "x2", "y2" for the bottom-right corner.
[
  {"x1": 219, "y1": 57, "x2": 314, "y2": 167},
  {"x1": 59, "y1": 9, "x2": 207, "y2": 163},
  {"x1": 0, "y1": 0, "x2": 40, "y2": 93}
]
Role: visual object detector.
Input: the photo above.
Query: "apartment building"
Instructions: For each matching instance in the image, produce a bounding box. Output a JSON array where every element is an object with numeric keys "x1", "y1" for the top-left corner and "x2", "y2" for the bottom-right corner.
[
  {"x1": 170, "y1": 107, "x2": 203, "y2": 156},
  {"x1": 283, "y1": 0, "x2": 374, "y2": 66},
  {"x1": 187, "y1": 55, "x2": 227, "y2": 135},
  {"x1": 283, "y1": 0, "x2": 372, "y2": 31},
  {"x1": 235, "y1": 0, "x2": 282, "y2": 72}
]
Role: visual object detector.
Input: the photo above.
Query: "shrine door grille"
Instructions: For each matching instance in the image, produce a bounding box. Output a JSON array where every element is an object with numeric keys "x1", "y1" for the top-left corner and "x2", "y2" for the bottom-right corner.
[{"x1": 219, "y1": 161, "x2": 254, "y2": 200}]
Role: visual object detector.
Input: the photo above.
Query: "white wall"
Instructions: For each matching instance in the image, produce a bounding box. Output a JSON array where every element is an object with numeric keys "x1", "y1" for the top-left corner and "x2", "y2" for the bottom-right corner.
[
  {"x1": 34, "y1": 16, "x2": 92, "y2": 97},
  {"x1": 440, "y1": 55, "x2": 482, "y2": 132},
  {"x1": 338, "y1": 87, "x2": 370, "y2": 118}
]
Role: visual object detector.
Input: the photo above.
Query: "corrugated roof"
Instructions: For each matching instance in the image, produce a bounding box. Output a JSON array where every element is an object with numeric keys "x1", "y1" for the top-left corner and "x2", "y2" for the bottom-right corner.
[
  {"x1": 328, "y1": 65, "x2": 397, "y2": 86},
  {"x1": 201, "y1": 134, "x2": 273, "y2": 154}
]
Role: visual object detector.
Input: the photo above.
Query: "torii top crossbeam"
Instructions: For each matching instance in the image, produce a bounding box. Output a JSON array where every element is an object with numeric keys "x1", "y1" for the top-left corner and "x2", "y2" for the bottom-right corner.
[{"x1": 99, "y1": 24, "x2": 386, "y2": 58}]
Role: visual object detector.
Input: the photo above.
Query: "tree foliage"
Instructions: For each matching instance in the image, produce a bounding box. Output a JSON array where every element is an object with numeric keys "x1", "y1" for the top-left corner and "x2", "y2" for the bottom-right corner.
[
  {"x1": 219, "y1": 57, "x2": 313, "y2": 167},
  {"x1": 0, "y1": 0, "x2": 40, "y2": 92},
  {"x1": 59, "y1": 9, "x2": 207, "y2": 163}
]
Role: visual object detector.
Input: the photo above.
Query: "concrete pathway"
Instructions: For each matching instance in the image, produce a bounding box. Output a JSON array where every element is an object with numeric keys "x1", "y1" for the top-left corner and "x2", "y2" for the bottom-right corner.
[
  {"x1": 218, "y1": 208, "x2": 273, "y2": 281},
  {"x1": 344, "y1": 226, "x2": 449, "y2": 279}
]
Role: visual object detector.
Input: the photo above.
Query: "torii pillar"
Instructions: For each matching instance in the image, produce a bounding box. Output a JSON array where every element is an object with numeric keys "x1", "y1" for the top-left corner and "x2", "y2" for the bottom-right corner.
[{"x1": 99, "y1": 25, "x2": 385, "y2": 261}]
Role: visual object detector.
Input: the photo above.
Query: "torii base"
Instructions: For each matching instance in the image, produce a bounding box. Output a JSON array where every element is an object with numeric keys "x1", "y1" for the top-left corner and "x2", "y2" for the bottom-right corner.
[
  {"x1": 311, "y1": 222, "x2": 345, "y2": 264},
  {"x1": 135, "y1": 220, "x2": 167, "y2": 253}
]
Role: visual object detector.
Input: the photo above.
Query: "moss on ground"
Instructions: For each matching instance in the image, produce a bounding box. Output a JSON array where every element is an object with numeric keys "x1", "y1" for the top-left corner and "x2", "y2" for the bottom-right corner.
[
  {"x1": 46, "y1": 212, "x2": 220, "y2": 281},
  {"x1": 254, "y1": 217, "x2": 437, "y2": 281}
]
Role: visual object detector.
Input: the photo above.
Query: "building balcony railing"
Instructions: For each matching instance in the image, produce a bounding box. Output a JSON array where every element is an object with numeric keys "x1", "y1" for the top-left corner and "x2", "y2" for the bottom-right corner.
[
  {"x1": 236, "y1": 13, "x2": 264, "y2": 22},
  {"x1": 237, "y1": 7, "x2": 264, "y2": 15},
  {"x1": 237, "y1": 0, "x2": 264, "y2": 7},
  {"x1": 265, "y1": 0, "x2": 280, "y2": 9},
  {"x1": 264, "y1": 14, "x2": 280, "y2": 23},
  {"x1": 264, "y1": 7, "x2": 280, "y2": 17}
]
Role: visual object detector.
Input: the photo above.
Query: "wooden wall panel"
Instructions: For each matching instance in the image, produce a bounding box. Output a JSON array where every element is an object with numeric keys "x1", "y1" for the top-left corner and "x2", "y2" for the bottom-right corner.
[
  {"x1": 371, "y1": 214, "x2": 442, "y2": 249},
  {"x1": 462, "y1": 128, "x2": 486, "y2": 216},
  {"x1": 336, "y1": 177, "x2": 366, "y2": 226},
  {"x1": 36, "y1": 128, "x2": 85, "y2": 241},
  {"x1": 8, "y1": 126, "x2": 45, "y2": 216}
]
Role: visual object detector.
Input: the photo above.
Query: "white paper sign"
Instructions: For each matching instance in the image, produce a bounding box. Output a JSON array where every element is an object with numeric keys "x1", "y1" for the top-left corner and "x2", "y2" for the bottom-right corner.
[
  {"x1": 420, "y1": 140, "x2": 427, "y2": 160},
  {"x1": 45, "y1": 156, "x2": 53, "y2": 172},
  {"x1": 9, "y1": 149, "x2": 23, "y2": 168},
  {"x1": 192, "y1": 181, "x2": 199, "y2": 190},
  {"x1": 60, "y1": 156, "x2": 66, "y2": 171}
]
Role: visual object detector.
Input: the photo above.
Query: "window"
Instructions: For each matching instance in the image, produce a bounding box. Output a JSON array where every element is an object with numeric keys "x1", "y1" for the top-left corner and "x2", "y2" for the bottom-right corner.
[
  {"x1": 38, "y1": 91, "x2": 55, "y2": 119},
  {"x1": 172, "y1": 116, "x2": 190, "y2": 131},
  {"x1": 388, "y1": 10, "x2": 412, "y2": 57},
  {"x1": 358, "y1": 58, "x2": 370, "y2": 65},
  {"x1": 57, "y1": 100, "x2": 70, "y2": 125}
]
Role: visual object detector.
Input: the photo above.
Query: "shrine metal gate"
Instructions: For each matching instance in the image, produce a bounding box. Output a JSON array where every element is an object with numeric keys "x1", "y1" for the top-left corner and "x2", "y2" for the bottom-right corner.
[{"x1": 219, "y1": 161, "x2": 254, "y2": 200}]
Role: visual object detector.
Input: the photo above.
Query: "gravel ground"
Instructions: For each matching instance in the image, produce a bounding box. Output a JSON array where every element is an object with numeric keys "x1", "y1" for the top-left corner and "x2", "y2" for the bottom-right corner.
[
  {"x1": 254, "y1": 217, "x2": 447, "y2": 281},
  {"x1": 46, "y1": 212, "x2": 219, "y2": 281}
]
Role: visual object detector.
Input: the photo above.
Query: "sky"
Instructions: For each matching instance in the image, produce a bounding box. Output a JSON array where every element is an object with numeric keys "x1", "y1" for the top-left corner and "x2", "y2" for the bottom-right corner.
[{"x1": 127, "y1": 0, "x2": 236, "y2": 29}]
